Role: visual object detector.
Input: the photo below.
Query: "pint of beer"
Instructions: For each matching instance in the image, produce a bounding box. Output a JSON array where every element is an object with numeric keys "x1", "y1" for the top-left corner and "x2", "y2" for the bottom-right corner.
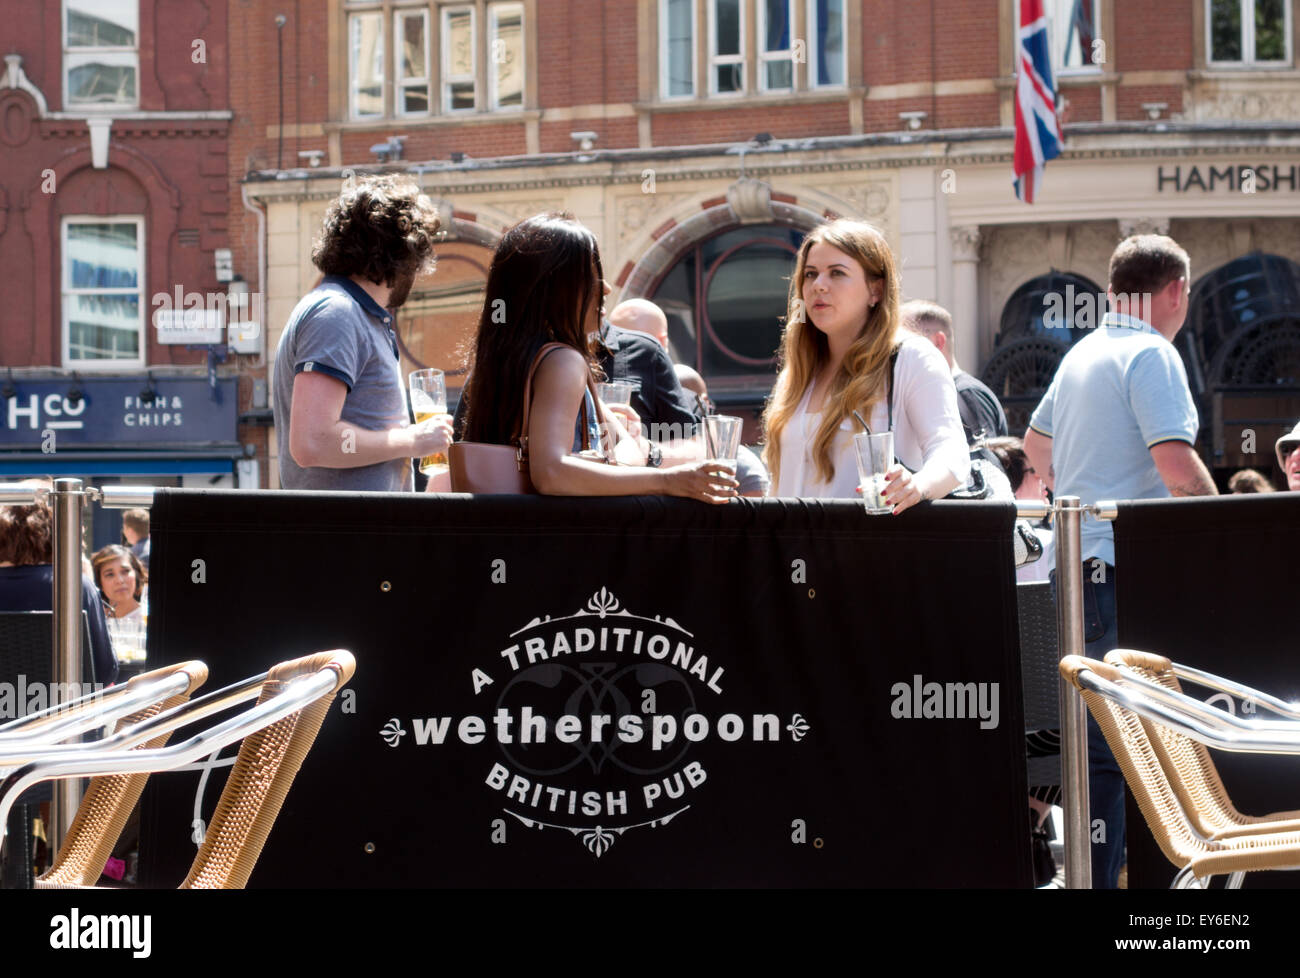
[{"x1": 409, "y1": 368, "x2": 449, "y2": 476}]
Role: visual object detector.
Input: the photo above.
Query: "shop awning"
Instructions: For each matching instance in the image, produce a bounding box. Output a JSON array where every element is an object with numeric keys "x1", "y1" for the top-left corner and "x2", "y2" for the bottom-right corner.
[{"x1": 0, "y1": 449, "x2": 242, "y2": 477}]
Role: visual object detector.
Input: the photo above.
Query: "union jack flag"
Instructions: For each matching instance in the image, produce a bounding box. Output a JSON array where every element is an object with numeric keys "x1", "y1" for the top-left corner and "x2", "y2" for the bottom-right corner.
[{"x1": 1013, "y1": 0, "x2": 1064, "y2": 203}]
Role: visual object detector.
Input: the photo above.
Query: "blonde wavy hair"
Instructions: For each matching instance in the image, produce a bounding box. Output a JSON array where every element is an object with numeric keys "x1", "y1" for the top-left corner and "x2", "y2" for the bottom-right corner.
[{"x1": 762, "y1": 220, "x2": 902, "y2": 488}]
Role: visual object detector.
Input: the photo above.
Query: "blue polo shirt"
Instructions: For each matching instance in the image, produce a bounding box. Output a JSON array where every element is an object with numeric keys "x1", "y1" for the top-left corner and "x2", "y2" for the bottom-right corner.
[
  {"x1": 272, "y1": 276, "x2": 413, "y2": 492},
  {"x1": 1028, "y1": 312, "x2": 1199, "y2": 565}
]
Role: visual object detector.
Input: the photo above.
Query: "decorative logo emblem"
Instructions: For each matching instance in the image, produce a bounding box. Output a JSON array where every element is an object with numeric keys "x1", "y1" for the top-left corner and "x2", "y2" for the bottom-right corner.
[{"x1": 379, "y1": 718, "x2": 407, "y2": 748}]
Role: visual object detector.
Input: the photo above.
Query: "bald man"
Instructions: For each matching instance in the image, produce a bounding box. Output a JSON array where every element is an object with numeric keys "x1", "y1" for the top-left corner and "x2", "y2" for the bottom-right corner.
[
  {"x1": 593, "y1": 300, "x2": 698, "y2": 440},
  {"x1": 608, "y1": 298, "x2": 669, "y2": 349}
]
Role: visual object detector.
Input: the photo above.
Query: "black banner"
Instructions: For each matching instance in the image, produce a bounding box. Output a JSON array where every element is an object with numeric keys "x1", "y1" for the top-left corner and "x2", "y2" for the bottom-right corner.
[
  {"x1": 1116, "y1": 493, "x2": 1300, "y2": 888},
  {"x1": 140, "y1": 490, "x2": 1030, "y2": 887}
]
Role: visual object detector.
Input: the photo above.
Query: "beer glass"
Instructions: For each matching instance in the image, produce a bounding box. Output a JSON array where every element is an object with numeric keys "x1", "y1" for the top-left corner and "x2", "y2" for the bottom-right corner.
[{"x1": 408, "y1": 368, "x2": 449, "y2": 476}]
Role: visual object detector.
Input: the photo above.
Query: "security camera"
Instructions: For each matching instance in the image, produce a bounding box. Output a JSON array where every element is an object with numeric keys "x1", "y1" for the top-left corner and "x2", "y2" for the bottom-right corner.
[{"x1": 570, "y1": 131, "x2": 597, "y2": 152}]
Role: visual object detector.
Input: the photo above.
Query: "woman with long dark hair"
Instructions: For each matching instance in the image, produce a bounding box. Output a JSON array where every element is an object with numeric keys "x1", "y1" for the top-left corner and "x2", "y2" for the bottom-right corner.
[{"x1": 459, "y1": 214, "x2": 736, "y2": 501}]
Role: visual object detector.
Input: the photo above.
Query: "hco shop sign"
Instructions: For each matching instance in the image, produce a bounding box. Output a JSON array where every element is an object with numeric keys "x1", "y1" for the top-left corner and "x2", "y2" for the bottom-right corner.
[{"x1": 0, "y1": 378, "x2": 238, "y2": 449}]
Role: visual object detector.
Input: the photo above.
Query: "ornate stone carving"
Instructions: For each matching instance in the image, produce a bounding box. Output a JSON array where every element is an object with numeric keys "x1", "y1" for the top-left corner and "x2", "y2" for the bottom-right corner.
[
  {"x1": 726, "y1": 177, "x2": 773, "y2": 224},
  {"x1": 1181, "y1": 89, "x2": 1300, "y2": 123},
  {"x1": 489, "y1": 198, "x2": 566, "y2": 225},
  {"x1": 1168, "y1": 219, "x2": 1233, "y2": 273},
  {"x1": 950, "y1": 225, "x2": 982, "y2": 262},
  {"x1": 1067, "y1": 221, "x2": 1118, "y2": 288},
  {"x1": 0, "y1": 55, "x2": 48, "y2": 117},
  {"x1": 1118, "y1": 217, "x2": 1170, "y2": 237},
  {"x1": 616, "y1": 191, "x2": 692, "y2": 249},
  {"x1": 1251, "y1": 219, "x2": 1300, "y2": 262}
]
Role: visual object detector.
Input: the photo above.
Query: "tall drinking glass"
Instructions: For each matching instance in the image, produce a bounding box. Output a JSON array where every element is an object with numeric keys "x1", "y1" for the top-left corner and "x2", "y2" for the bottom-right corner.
[
  {"x1": 596, "y1": 381, "x2": 634, "y2": 406},
  {"x1": 854, "y1": 431, "x2": 894, "y2": 515},
  {"x1": 408, "y1": 368, "x2": 448, "y2": 477},
  {"x1": 702, "y1": 415, "x2": 742, "y2": 464}
]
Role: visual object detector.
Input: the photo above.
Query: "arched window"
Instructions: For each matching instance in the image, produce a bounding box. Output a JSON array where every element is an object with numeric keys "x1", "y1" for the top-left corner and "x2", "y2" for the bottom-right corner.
[
  {"x1": 1188, "y1": 252, "x2": 1300, "y2": 390},
  {"x1": 649, "y1": 223, "x2": 803, "y2": 386},
  {"x1": 983, "y1": 271, "x2": 1103, "y2": 434}
]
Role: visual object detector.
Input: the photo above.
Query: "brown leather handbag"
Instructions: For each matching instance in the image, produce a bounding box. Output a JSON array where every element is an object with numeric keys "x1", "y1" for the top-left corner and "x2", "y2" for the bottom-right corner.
[{"x1": 449, "y1": 342, "x2": 603, "y2": 493}]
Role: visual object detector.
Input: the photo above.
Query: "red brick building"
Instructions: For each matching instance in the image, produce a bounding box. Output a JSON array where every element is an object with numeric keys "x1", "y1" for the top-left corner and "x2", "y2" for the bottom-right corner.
[
  {"x1": 7, "y1": 2, "x2": 1296, "y2": 492},
  {"x1": 0, "y1": 0, "x2": 269, "y2": 539},
  {"x1": 231, "y1": 1, "x2": 1300, "y2": 485}
]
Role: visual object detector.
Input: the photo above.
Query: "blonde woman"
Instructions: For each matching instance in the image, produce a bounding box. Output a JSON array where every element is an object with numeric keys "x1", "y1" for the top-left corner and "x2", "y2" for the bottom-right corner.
[{"x1": 763, "y1": 221, "x2": 969, "y2": 510}]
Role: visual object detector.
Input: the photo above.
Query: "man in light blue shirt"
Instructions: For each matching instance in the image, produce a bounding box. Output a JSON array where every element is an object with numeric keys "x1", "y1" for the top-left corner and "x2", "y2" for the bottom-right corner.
[{"x1": 1025, "y1": 234, "x2": 1217, "y2": 888}]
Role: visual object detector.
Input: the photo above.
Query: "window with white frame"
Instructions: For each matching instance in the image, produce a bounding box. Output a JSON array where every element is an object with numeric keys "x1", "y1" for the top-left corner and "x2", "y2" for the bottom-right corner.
[
  {"x1": 488, "y1": 2, "x2": 524, "y2": 110},
  {"x1": 808, "y1": 0, "x2": 845, "y2": 87},
  {"x1": 1209, "y1": 0, "x2": 1291, "y2": 65},
  {"x1": 442, "y1": 6, "x2": 475, "y2": 112},
  {"x1": 669, "y1": 0, "x2": 847, "y2": 98},
  {"x1": 1041, "y1": 0, "x2": 1102, "y2": 73},
  {"x1": 397, "y1": 8, "x2": 430, "y2": 114},
  {"x1": 346, "y1": 1, "x2": 527, "y2": 119},
  {"x1": 709, "y1": 0, "x2": 746, "y2": 94},
  {"x1": 661, "y1": 0, "x2": 697, "y2": 98},
  {"x1": 63, "y1": 218, "x2": 144, "y2": 367},
  {"x1": 758, "y1": 0, "x2": 796, "y2": 91},
  {"x1": 64, "y1": 0, "x2": 138, "y2": 109},
  {"x1": 349, "y1": 9, "x2": 385, "y2": 118}
]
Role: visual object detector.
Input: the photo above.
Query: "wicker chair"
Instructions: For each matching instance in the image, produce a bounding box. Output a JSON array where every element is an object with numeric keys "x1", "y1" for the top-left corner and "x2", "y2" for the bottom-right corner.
[
  {"x1": 36, "y1": 661, "x2": 209, "y2": 887},
  {"x1": 1104, "y1": 649, "x2": 1300, "y2": 845},
  {"x1": 1061, "y1": 654, "x2": 1300, "y2": 888},
  {"x1": 0, "y1": 650, "x2": 354, "y2": 889},
  {"x1": 1, "y1": 660, "x2": 208, "y2": 889}
]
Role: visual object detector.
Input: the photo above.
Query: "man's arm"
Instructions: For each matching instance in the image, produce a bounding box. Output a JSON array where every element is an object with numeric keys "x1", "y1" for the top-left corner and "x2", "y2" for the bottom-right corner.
[
  {"x1": 1150, "y1": 440, "x2": 1218, "y2": 497},
  {"x1": 289, "y1": 371, "x2": 450, "y2": 469},
  {"x1": 1023, "y1": 427, "x2": 1055, "y2": 492}
]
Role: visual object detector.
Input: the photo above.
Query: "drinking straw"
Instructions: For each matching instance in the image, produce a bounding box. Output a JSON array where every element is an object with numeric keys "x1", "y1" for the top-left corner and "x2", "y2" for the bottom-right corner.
[{"x1": 853, "y1": 410, "x2": 871, "y2": 434}]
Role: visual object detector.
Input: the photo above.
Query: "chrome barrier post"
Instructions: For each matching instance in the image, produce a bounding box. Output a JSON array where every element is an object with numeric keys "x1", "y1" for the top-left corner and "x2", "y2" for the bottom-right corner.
[
  {"x1": 48, "y1": 478, "x2": 88, "y2": 851},
  {"x1": 1054, "y1": 495, "x2": 1091, "y2": 889}
]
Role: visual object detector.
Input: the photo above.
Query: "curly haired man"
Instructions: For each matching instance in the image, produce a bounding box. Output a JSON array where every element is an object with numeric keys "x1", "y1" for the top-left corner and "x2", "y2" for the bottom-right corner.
[{"x1": 272, "y1": 175, "x2": 453, "y2": 491}]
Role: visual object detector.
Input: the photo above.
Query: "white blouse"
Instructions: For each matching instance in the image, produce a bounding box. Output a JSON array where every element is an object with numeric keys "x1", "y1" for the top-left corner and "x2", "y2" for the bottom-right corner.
[{"x1": 771, "y1": 334, "x2": 971, "y2": 499}]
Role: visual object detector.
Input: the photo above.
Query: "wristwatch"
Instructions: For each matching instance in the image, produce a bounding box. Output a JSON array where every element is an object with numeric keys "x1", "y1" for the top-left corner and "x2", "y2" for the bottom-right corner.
[{"x1": 645, "y1": 442, "x2": 663, "y2": 467}]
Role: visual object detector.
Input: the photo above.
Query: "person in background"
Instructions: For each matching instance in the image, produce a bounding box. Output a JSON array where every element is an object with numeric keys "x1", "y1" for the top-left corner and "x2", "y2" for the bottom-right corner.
[
  {"x1": 596, "y1": 299, "x2": 699, "y2": 451},
  {"x1": 1228, "y1": 469, "x2": 1275, "y2": 494},
  {"x1": 608, "y1": 297, "x2": 670, "y2": 350},
  {"x1": 1024, "y1": 233, "x2": 1217, "y2": 888},
  {"x1": 121, "y1": 508, "x2": 150, "y2": 571},
  {"x1": 673, "y1": 366, "x2": 770, "y2": 498},
  {"x1": 986, "y1": 436, "x2": 1054, "y2": 583},
  {"x1": 763, "y1": 220, "x2": 968, "y2": 506},
  {"x1": 273, "y1": 174, "x2": 453, "y2": 492},
  {"x1": 92, "y1": 544, "x2": 149, "y2": 668},
  {"x1": 92, "y1": 545, "x2": 147, "y2": 623},
  {"x1": 457, "y1": 214, "x2": 737, "y2": 502},
  {"x1": 902, "y1": 299, "x2": 1009, "y2": 446},
  {"x1": 0, "y1": 487, "x2": 117, "y2": 685},
  {"x1": 1276, "y1": 420, "x2": 1300, "y2": 491}
]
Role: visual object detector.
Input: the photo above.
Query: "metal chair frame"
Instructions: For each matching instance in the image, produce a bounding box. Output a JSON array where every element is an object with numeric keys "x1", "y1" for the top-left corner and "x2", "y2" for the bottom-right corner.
[{"x1": 1065, "y1": 655, "x2": 1300, "y2": 889}]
